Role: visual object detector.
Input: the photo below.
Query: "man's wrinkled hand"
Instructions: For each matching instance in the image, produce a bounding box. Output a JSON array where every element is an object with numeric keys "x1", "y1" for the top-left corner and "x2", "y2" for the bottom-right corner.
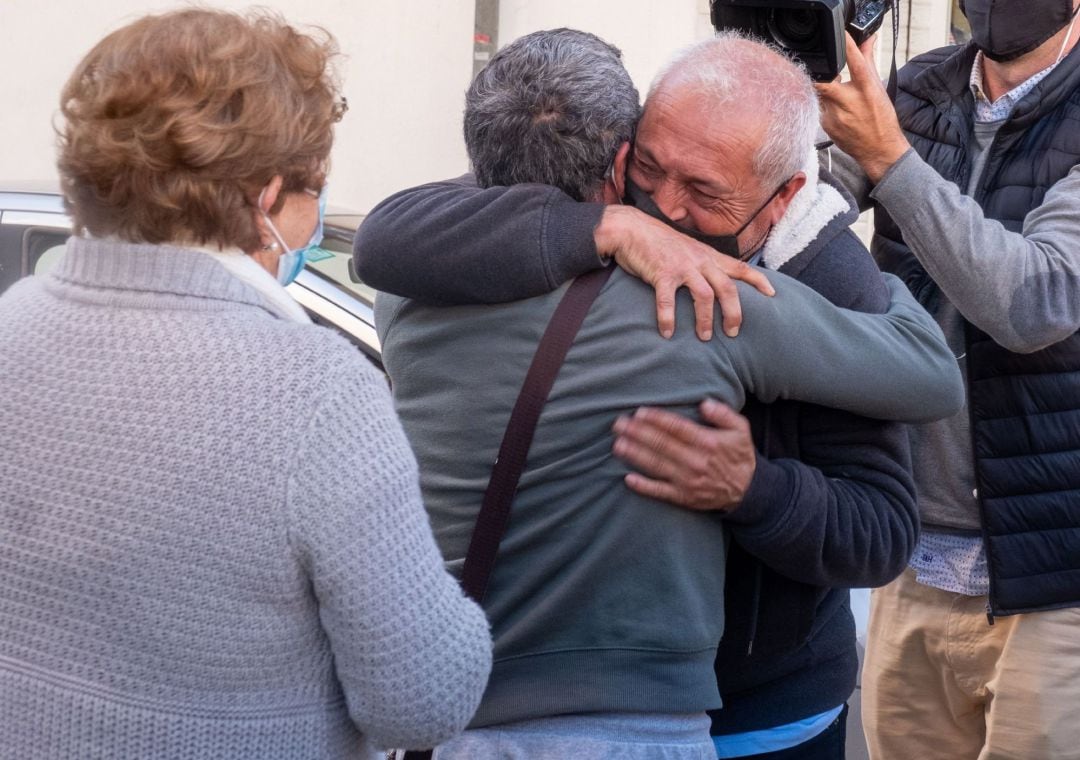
[
  {"x1": 815, "y1": 33, "x2": 910, "y2": 183},
  {"x1": 611, "y1": 400, "x2": 756, "y2": 512},
  {"x1": 594, "y1": 205, "x2": 774, "y2": 341}
]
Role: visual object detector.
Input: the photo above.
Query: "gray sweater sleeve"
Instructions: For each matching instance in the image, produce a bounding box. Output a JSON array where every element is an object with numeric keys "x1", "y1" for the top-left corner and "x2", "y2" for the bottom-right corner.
[
  {"x1": 726, "y1": 270, "x2": 964, "y2": 422},
  {"x1": 286, "y1": 358, "x2": 492, "y2": 751},
  {"x1": 870, "y1": 149, "x2": 1080, "y2": 353}
]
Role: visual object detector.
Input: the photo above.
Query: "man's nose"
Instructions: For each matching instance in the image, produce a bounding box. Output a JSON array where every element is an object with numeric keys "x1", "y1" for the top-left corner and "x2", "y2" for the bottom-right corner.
[{"x1": 651, "y1": 180, "x2": 689, "y2": 224}]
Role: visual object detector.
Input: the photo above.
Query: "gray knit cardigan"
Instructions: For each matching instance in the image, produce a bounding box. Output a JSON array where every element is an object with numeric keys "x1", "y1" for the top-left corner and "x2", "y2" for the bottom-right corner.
[{"x1": 0, "y1": 237, "x2": 492, "y2": 759}]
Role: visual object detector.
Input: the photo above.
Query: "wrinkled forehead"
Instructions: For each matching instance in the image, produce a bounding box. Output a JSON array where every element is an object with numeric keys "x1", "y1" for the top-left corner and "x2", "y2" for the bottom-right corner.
[{"x1": 636, "y1": 83, "x2": 769, "y2": 191}]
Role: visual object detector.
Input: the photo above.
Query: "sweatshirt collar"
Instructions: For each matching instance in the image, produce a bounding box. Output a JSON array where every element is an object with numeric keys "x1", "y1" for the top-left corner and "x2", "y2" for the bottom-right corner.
[{"x1": 969, "y1": 50, "x2": 1060, "y2": 123}]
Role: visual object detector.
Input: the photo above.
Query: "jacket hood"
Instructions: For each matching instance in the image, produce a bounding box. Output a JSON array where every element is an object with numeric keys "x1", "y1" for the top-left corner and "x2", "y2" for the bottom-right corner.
[{"x1": 760, "y1": 148, "x2": 859, "y2": 274}]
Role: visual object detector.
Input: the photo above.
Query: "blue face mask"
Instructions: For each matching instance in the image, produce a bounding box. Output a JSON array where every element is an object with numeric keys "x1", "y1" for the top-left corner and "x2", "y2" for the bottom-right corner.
[{"x1": 260, "y1": 185, "x2": 328, "y2": 286}]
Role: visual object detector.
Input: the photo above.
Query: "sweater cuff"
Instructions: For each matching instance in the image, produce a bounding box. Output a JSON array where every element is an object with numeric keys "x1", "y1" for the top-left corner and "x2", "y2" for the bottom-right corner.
[
  {"x1": 722, "y1": 453, "x2": 797, "y2": 531},
  {"x1": 540, "y1": 196, "x2": 607, "y2": 289},
  {"x1": 868, "y1": 148, "x2": 939, "y2": 225}
]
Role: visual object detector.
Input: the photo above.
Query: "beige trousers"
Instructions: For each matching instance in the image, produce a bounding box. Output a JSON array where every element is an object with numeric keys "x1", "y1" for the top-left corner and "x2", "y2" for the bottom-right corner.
[{"x1": 862, "y1": 568, "x2": 1080, "y2": 760}]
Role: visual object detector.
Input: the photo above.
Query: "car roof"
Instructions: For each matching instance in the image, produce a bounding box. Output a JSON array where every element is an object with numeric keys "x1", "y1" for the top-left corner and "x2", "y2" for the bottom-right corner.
[
  {"x1": 0, "y1": 183, "x2": 66, "y2": 216},
  {"x1": 0, "y1": 180, "x2": 62, "y2": 195},
  {"x1": 0, "y1": 182, "x2": 363, "y2": 221}
]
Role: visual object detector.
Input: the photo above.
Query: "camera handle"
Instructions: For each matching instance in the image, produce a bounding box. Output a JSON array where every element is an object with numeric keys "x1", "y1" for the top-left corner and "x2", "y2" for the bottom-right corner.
[
  {"x1": 816, "y1": 0, "x2": 900, "y2": 153},
  {"x1": 885, "y1": 0, "x2": 899, "y2": 101}
]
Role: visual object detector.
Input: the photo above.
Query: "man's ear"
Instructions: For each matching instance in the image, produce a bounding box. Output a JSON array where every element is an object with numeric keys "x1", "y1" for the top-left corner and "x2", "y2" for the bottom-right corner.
[
  {"x1": 767, "y1": 172, "x2": 807, "y2": 223},
  {"x1": 611, "y1": 141, "x2": 631, "y2": 200}
]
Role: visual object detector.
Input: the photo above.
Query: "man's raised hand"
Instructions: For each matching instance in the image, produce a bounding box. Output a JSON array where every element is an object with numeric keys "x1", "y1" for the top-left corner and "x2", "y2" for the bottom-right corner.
[{"x1": 815, "y1": 33, "x2": 911, "y2": 183}]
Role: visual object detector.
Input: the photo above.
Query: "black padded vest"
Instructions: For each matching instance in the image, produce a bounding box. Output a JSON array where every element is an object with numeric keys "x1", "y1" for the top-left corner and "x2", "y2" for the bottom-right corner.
[{"x1": 873, "y1": 43, "x2": 1080, "y2": 616}]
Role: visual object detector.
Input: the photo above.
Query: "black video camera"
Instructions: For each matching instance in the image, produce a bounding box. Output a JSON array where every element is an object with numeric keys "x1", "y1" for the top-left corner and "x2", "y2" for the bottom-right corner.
[{"x1": 711, "y1": 0, "x2": 891, "y2": 81}]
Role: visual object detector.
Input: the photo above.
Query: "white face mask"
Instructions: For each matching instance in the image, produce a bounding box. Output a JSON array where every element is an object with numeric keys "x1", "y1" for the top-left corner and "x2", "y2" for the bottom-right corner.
[{"x1": 258, "y1": 185, "x2": 327, "y2": 286}]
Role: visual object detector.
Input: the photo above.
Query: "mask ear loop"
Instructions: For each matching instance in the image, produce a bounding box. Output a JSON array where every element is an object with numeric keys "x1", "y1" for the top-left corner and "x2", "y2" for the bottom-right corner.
[
  {"x1": 735, "y1": 177, "x2": 795, "y2": 262},
  {"x1": 257, "y1": 186, "x2": 291, "y2": 254},
  {"x1": 1056, "y1": 5, "x2": 1079, "y2": 64}
]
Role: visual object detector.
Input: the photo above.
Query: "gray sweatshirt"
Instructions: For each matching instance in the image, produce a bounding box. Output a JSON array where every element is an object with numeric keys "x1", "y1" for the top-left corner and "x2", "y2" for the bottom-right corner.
[
  {"x1": 376, "y1": 266, "x2": 962, "y2": 728},
  {"x1": 0, "y1": 238, "x2": 492, "y2": 759},
  {"x1": 829, "y1": 146, "x2": 1080, "y2": 529}
]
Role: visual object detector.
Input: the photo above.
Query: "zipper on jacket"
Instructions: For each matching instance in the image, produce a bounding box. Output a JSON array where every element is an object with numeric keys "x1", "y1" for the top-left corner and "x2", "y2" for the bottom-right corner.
[
  {"x1": 963, "y1": 324, "x2": 999, "y2": 620},
  {"x1": 746, "y1": 405, "x2": 770, "y2": 656},
  {"x1": 746, "y1": 562, "x2": 763, "y2": 656}
]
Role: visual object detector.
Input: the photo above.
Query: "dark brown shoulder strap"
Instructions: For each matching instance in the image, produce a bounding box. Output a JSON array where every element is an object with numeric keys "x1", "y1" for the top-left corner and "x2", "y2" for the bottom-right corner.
[
  {"x1": 460, "y1": 265, "x2": 614, "y2": 603},
  {"x1": 402, "y1": 265, "x2": 613, "y2": 760}
]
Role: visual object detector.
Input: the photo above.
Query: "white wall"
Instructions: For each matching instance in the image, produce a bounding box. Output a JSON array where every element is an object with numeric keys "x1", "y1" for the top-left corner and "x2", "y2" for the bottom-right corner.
[
  {"x1": 0, "y1": 0, "x2": 475, "y2": 214},
  {"x1": 499, "y1": 0, "x2": 955, "y2": 99},
  {"x1": 875, "y1": 0, "x2": 952, "y2": 71},
  {"x1": 1, "y1": 0, "x2": 954, "y2": 215},
  {"x1": 498, "y1": 0, "x2": 713, "y2": 97}
]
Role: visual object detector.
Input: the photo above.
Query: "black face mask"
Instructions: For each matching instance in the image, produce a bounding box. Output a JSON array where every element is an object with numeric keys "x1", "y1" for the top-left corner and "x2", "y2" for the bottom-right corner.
[
  {"x1": 961, "y1": 0, "x2": 1079, "y2": 62},
  {"x1": 623, "y1": 177, "x2": 784, "y2": 260}
]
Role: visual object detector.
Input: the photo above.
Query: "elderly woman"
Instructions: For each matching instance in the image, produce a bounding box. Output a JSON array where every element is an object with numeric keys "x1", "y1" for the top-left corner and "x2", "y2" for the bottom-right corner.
[{"x1": 0, "y1": 9, "x2": 490, "y2": 759}]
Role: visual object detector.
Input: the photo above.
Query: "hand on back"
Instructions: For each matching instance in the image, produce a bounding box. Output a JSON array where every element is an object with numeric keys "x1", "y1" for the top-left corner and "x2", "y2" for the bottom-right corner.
[
  {"x1": 612, "y1": 400, "x2": 756, "y2": 512},
  {"x1": 594, "y1": 205, "x2": 775, "y2": 341}
]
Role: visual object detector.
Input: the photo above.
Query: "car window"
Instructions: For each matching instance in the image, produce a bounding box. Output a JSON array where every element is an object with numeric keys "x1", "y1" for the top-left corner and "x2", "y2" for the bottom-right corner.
[
  {"x1": 0, "y1": 217, "x2": 69, "y2": 293},
  {"x1": 304, "y1": 220, "x2": 376, "y2": 305},
  {"x1": 35, "y1": 242, "x2": 68, "y2": 275}
]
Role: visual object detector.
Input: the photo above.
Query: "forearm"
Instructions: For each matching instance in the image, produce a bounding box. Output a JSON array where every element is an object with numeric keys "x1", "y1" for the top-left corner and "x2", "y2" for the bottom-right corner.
[
  {"x1": 317, "y1": 499, "x2": 491, "y2": 750},
  {"x1": 727, "y1": 419, "x2": 917, "y2": 587},
  {"x1": 731, "y1": 273, "x2": 964, "y2": 422},
  {"x1": 872, "y1": 152, "x2": 1080, "y2": 353},
  {"x1": 353, "y1": 175, "x2": 604, "y2": 304},
  {"x1": 290, "y1": 367, "x2": 492, "y2": 749}
]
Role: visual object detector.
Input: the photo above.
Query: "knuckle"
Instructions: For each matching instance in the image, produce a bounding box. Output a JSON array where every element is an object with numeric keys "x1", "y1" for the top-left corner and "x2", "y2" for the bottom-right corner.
[
  {"x1": 642, "y1": 430, "x2": 669, "y2": 455},
  {"x1": 713, "y1": 283, "x2": 737, "y2": 302},
  {"x1": 655, "y1": 275, "x2": 677, "y2": 291},
  {"x1": 642, "y1": 482, "x2": 666, "y2": 500},
  {"x1": 688, "y1": 474, "x2": 707, "y2": 494},
  {"x1": 690, "y1": 282, "x2": 712, "y2": 301},
  {"x1": 730, "y1": 260, "x2": 751, "y2": 276},
  {"x1": 701, "y1": 441, "x2": 722, "y2": 460}
]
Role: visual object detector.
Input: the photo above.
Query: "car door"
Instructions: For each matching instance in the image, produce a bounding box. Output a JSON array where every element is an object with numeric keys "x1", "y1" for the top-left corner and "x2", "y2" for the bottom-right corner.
[{"x1": 0, "y1": 191, "x2": 70, "y2": 293}]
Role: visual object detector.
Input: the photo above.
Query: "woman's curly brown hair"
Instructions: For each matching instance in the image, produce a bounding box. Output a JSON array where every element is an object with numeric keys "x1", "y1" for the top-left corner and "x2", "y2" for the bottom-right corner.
[{"x1": 57, "y1": 8, "x2": 345, "y2": 251}]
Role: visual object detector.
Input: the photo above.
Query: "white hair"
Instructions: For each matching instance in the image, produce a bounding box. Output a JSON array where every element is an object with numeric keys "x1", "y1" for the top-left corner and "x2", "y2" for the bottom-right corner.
[{"x1": 647, "y1": 32, "x2": 820, "y2": 189}]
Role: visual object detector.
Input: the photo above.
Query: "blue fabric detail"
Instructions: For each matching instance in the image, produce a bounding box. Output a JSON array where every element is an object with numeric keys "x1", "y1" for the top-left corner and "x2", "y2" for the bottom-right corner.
[
  {"x1": 909, "y1": 530, "x2": 989, "y2": 596},
  {"x1": 711, "y1": 705, "x2": 843, "y2": 758}
]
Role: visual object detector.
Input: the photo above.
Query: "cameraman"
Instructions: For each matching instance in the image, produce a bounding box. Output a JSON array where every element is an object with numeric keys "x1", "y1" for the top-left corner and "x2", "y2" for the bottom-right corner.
[{"x1": 817, "y1": 1, "x2": 1080, "y2": 758}]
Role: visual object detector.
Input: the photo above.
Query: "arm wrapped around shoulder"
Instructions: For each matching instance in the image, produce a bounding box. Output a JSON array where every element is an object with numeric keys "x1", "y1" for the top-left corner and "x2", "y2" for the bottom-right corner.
[
  {"x1": 353, "y1": 175, "x2": 602, "y2": 305},
  {"x1": 728, "y1": 270, "x2": 964, "y2": 423}
]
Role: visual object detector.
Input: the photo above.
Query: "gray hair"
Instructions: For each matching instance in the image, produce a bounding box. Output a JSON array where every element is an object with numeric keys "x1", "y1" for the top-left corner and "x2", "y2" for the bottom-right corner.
[
  {"x1": 647, "y1": 32, "x2": 819, "y2": 189},
  {"x1": 464, "y1": 28, "x2": 641, "y2": 202}
]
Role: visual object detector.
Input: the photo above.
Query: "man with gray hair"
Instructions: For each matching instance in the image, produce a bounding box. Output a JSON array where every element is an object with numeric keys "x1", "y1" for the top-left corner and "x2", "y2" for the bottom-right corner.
[{"x1": 364, "y1": 30, "x2": 957, "y2": 759}]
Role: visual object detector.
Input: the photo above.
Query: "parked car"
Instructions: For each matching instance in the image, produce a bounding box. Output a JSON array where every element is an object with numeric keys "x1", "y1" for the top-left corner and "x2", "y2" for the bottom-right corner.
[{"x1": 0, "y1": 183, "x2": 381, "y2": 367}]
